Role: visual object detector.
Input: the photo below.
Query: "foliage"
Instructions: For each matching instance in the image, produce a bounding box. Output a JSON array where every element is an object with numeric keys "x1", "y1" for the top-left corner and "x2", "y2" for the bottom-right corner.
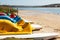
[{"x1": 0, "y1": 7, "x2": 18, "y2": 13}]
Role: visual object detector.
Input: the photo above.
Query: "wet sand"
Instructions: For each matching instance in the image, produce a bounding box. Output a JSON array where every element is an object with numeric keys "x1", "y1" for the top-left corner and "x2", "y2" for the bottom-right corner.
[{"x1": 18, "y1": 10, "x2": 60, "y2": 40}]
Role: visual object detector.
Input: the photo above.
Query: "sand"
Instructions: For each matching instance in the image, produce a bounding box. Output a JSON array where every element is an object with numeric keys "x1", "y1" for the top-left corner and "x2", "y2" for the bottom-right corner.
[{"x1": 18, "y1": 10, "x2": 60, "y2": 40}]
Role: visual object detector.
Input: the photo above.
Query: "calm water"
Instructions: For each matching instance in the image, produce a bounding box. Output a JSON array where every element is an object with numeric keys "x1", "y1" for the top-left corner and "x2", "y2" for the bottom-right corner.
[{"x1": 14, "y1": 7, "x2": 60, "y2": 14}]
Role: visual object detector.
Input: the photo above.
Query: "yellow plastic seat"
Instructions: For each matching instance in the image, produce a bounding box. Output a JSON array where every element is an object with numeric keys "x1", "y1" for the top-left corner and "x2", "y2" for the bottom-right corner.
[{"x1": 0, "y1": 19, "x2": 32, "y2": 35}]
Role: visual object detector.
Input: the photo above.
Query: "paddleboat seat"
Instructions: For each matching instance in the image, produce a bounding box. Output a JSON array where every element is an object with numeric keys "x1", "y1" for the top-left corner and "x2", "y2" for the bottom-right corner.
[
  {"x1": 0, "y1": 16, "x2": 16, "y2": 23},
  {"x1": 0, "y1": 15, "x2": 21, "y2": 23}
]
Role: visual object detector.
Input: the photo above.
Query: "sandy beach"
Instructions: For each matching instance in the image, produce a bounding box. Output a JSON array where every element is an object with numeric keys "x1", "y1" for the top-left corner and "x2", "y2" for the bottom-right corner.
[{"x1": 18, "y1": 10, "x2": 60, "y2": 40}]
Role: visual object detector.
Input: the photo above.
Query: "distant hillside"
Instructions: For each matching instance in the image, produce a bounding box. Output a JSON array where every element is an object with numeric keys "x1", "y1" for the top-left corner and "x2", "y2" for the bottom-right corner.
[
  {"x1": 0, "y1": 4, "x2": 60, "y2": 8},
  {"x1": 40, "y1": 4, "x2": 60, "y2": 7}
]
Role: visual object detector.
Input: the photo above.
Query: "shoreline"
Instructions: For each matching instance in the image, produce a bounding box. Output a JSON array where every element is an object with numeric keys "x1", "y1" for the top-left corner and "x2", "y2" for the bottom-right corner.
[{"x1": 18, "y1": 10, "x2": 60, "y2": 15}]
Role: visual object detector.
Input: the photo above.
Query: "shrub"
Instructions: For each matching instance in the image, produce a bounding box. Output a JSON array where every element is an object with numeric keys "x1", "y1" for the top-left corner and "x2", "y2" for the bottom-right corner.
[{"x1": 0, "y1": 7, "x2": 18, "y2": 14}]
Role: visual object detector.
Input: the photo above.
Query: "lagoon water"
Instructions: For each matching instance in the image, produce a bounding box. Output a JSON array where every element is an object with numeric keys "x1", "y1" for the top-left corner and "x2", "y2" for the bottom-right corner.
[{"x1": 14, "y1": 7, "x2": 60, "y2": 14}]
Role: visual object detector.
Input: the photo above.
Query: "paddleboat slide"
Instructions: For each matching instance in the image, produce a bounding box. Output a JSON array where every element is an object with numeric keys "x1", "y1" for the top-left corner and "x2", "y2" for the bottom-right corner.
[{"x1": 0, "y1": 12, "x2": 58, "y2": 40}]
